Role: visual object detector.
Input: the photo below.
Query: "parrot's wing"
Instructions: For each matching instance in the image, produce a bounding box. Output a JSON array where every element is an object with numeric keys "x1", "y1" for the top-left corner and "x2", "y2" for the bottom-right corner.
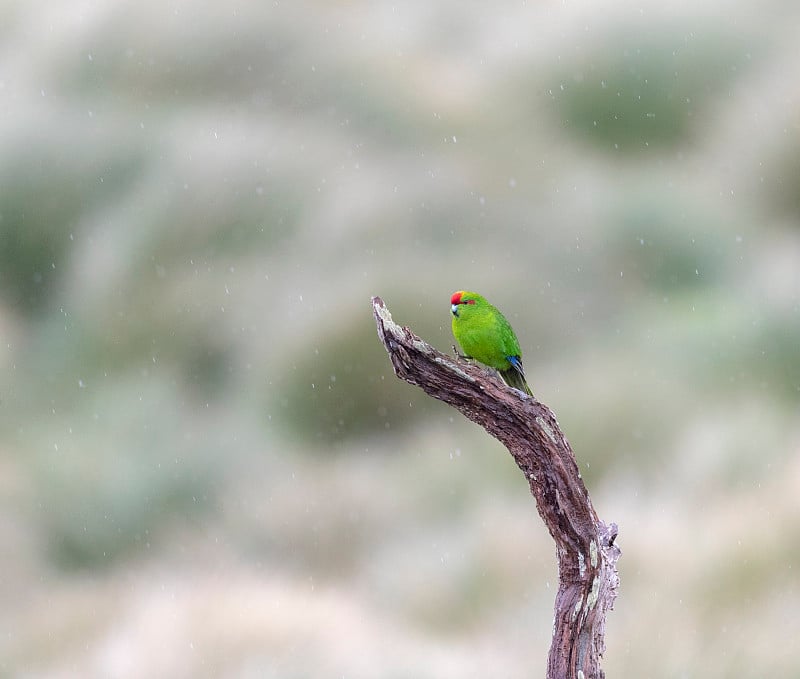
[{"x1": 506, "y1": 355, "x2": 526, "y2": 379}]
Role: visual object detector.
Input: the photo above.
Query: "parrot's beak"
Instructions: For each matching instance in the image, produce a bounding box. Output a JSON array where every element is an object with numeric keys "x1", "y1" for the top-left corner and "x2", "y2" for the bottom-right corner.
[{"x1": 451, "y1": 304, "x2": 459, "y2": 317}]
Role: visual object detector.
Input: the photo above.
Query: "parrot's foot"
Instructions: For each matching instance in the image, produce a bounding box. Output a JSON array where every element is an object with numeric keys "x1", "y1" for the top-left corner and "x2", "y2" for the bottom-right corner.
[{"x1": 452, "y1": 345, "x2": 471, "y2": 361}]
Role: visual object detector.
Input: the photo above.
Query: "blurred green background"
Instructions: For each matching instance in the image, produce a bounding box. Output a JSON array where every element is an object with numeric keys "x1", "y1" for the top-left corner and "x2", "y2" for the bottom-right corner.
[{"x1": 1, "y1": 0, "x2": 799, "y2": 677}]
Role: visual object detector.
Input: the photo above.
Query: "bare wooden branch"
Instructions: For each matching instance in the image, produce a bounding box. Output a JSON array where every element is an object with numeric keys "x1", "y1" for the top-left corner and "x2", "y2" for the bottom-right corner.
[{"x1": 372, "y1": 296, "x2": 620, "y2": 679}]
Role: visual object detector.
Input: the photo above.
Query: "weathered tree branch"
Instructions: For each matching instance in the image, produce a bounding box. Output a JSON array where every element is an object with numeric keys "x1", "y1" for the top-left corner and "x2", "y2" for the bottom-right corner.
[{"x1": 371, "y1": 296, "x2": 620, "y2": 679}]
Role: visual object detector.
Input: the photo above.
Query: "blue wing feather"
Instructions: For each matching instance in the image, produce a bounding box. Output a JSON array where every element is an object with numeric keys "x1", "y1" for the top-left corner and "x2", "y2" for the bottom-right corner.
[{"x1": 506, "y1": 355, "x2": 525, "y2": 378}]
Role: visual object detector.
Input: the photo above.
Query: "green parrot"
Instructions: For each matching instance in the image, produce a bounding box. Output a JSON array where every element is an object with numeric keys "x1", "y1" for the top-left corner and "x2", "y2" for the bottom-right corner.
[{"x1": 450, "y1": 290, "x2": 533, "y2": 396}]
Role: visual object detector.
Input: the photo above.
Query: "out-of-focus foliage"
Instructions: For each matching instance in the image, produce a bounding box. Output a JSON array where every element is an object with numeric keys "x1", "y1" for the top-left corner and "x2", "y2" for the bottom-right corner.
[
  {"x1": 1, "y1": 1, "x2": 799, "y2": 677},
  {"x1": 545, "y1": 22, "x2": 758, "y2": 152}
]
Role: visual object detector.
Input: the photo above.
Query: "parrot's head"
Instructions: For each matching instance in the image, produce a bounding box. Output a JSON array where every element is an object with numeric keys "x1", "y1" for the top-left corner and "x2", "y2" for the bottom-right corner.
[{"x1": 450, "y1": 290, "x2": 485, "y2": 318}]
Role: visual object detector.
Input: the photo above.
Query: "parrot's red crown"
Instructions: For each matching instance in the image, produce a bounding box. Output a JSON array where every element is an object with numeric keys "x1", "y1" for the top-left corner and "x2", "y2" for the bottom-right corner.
[{"x1": 451, "y1": 291, "x2": 475, "y2": 305}]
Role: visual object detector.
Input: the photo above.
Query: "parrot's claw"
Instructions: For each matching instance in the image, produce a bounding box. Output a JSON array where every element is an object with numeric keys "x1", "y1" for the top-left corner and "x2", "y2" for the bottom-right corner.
[{"x1": 452, "y1": 345, "x2": 471, "y2": 361}]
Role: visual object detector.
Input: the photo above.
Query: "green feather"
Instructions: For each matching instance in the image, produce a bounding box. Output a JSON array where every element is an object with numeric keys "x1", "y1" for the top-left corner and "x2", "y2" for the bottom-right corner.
[{"x1": 450, "y1": 291, "x2": 533, "y2": 396}]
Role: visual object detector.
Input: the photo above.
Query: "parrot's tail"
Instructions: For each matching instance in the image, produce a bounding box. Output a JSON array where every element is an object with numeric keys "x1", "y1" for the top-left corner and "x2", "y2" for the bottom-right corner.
[{"x1": 500, "y1": 367, "x2": 533, "y2": 396}]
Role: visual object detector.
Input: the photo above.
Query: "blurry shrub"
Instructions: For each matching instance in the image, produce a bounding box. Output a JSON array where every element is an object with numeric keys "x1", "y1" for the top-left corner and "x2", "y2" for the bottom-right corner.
[
  {"x1": 64, "y1": 10, "x2": 434, "y2": 148},
  {"x1": 80, "y1": 289, "x2": 236, "y2": 402},
  {"x1": 634, "y1": 292, "x2": 800, "y2": 400},
  {"x1": 276, "y1": 310, "x2": 444, "y2": 446},
  {"x1": 555, "y1": 369, "x2": 682, "y2": 484},
  {"x1": 0, "y1": 139, "x2": 142, "y2": 314},
  {"x1": 702, "y1": 310, "x2": 800, "y2": 399},
  {"x1": 144, "y1": 176, "x2": 303, "y2": 262},
  {"x1": 31, "y1": 378, "x2": 223, "y2": 570},
  {"x1": 695, "y1": 521, "x2": 800, "y2": 612},
  {"x1": 0, "y1": 216, "x2": 69, "y2": 314},
  {"x1": 607, "y1": 192, "x2": 732, "y2": 291},
  {"x1": 761, "y1": 134, "x2": 800, "y2": 222},
  {"x1": 755, "y1": 314, "x2": 800, "y2": 397},
  {"x1": 543, "y1": 24, "x2": 755, "y2": 152}
]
